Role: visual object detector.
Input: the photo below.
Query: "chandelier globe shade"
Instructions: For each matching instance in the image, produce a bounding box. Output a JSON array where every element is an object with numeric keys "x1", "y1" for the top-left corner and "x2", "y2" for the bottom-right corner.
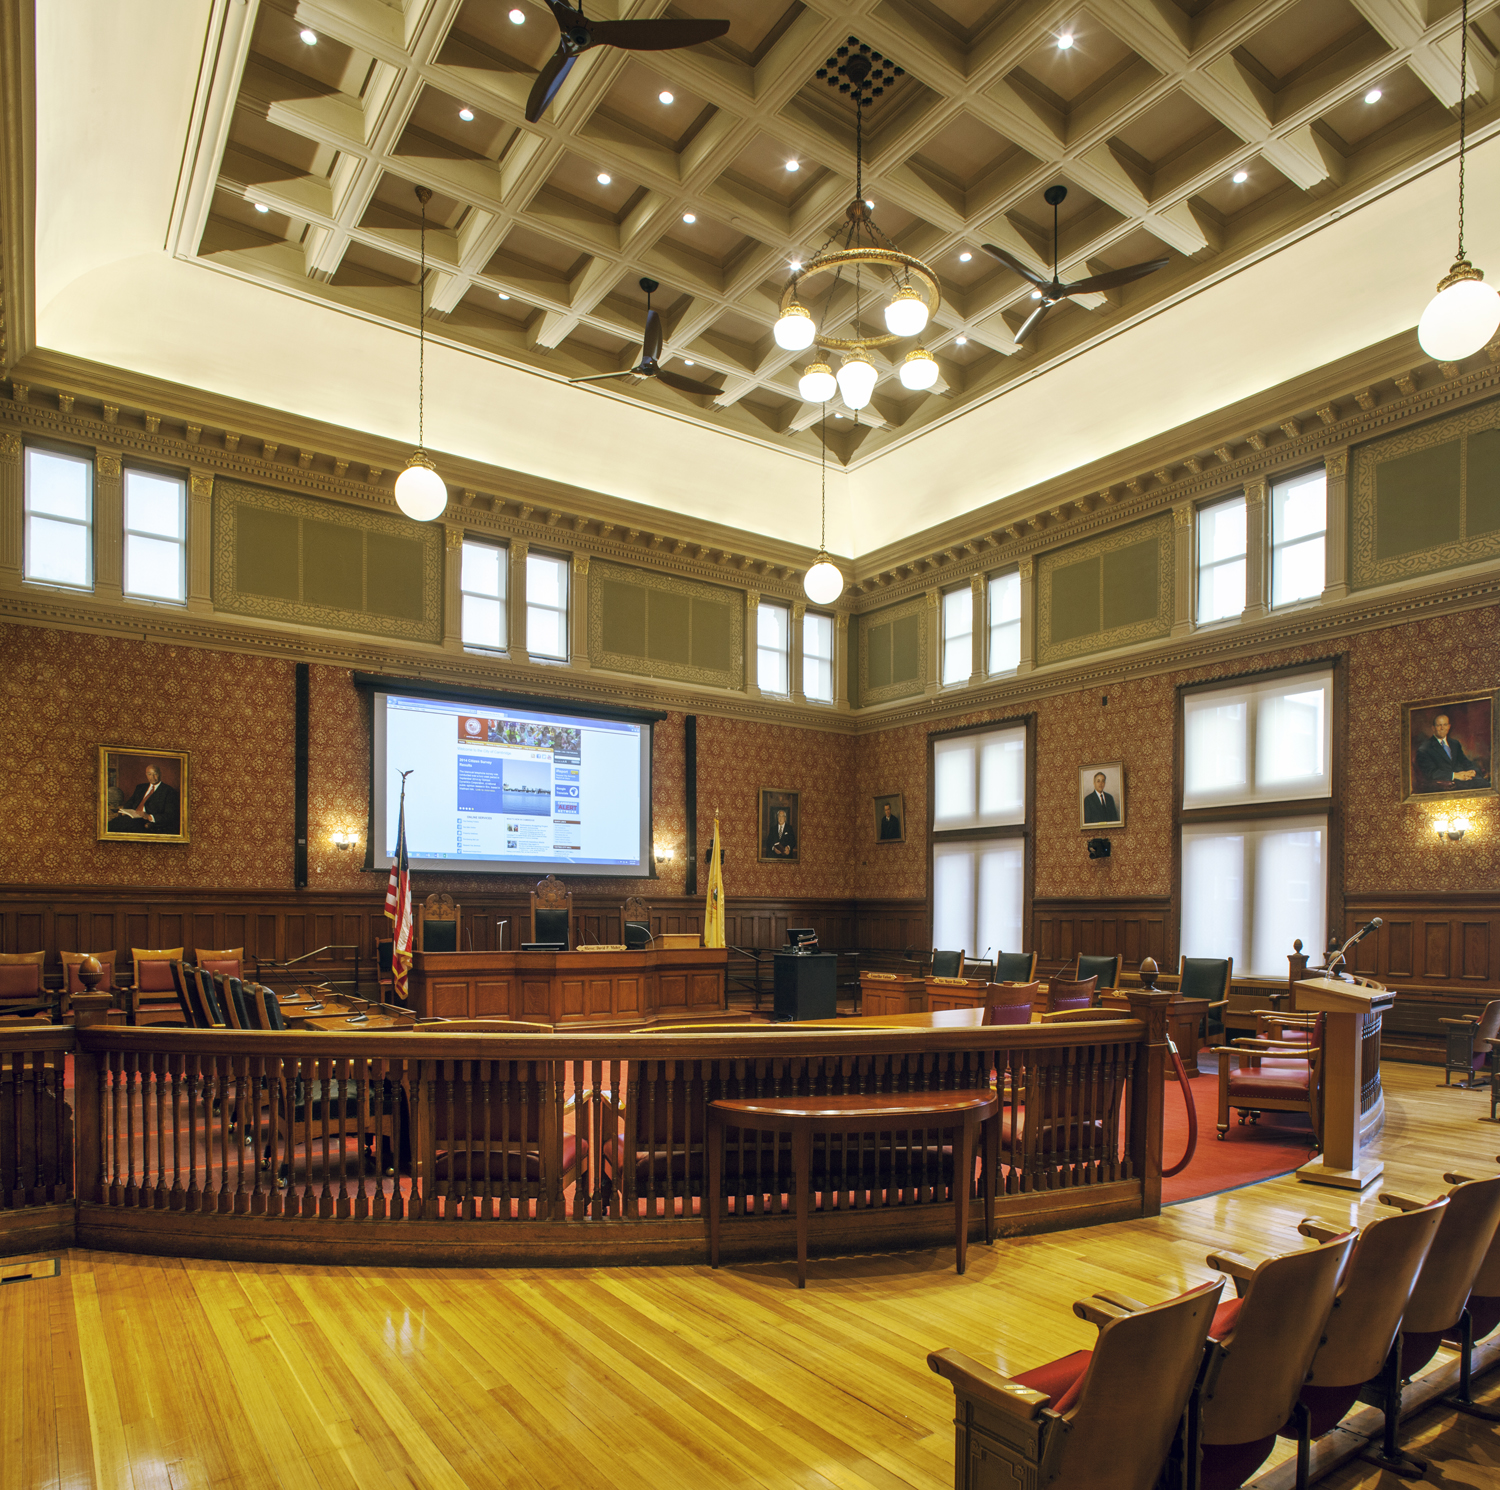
[
  {"x1": 804, "y1": 556, "x2": 844, "y2": 604},
  {"x1": 899, "y1": 347, "x2": 938, "y2": 391},
  {"x1": 1418, "y1": 267, "x2": 1500, "y2": 360},
  {"x1": 774, "y1": 302, "x2": 817, "y2": 351},
  {"x1": 394, "y1": 453, "x2": 448, "y2": 521},
  {"x1": 836, "y1": 351, "x2": 878, "y2": 409},
  {"x1": 799, "y1": 362, "x2": 837, "y2": 403},
  {"x1": 884, "y1": 285, "x2": 929, "y2": 337}
]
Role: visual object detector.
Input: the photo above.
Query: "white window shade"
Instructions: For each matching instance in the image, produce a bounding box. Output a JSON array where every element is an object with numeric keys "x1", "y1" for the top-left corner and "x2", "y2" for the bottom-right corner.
[
  {"x1": 933, "y1": 725, "x2": 1026, "y2": 829},
  {"x1": 1197, "y1": 495, "x2": 1246, "y2": 625},
  {"x1": 1183, "y1": 669, "x2": 1331, "y2": 808},
  {"x1": 941, "y1": 587, "x2": 973, "y2": 686},
  {"x1": 461, "y1": 539, "x2": 507, "y2": 650},
  {"x1": 757, "y1": 601, "x2": 790, "y2": 695},
  {"x1": 933, "y1": 839, "x2": 1024, "y2": 961},
  {"x1": 1271, "y1": 468, "x2": 1326, "y2": 608},
  {"x1": 803, "y1": 611, "x2": 833, "y2": 701},
  {"x1": 988, "y1": 570, "x2": 1021, "y2": 673}
]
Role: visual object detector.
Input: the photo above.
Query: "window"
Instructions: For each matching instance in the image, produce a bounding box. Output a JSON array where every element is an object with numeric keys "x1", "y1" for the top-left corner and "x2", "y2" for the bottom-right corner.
[
  {"x1": 1180, "y1": 666, "x2": 1334, "y2": 976},
  {"x1": 525, "y1": 551, "x2": 568, "y2": 659},
  {"x1": 988, "y1": 570, "x2": 1021, "y2": 674},
  {"x1": 803, "y1": 611, "x2": 833, "y2": 702},
  {"x1": 757, "y1": 601, "x2": 790, "y2": 694},
  {"x1": 123, "y1": 468, "x2": 186, "y2": 602},
  {"x1": 461, "y1": 539, "x2": 507, "y2": 650},
  {"x1": 1197, "y1": 494, "x2": 1246, "y2": 624},
  {"x1": 24, "y1": 446, "x2": 92, "y2": 588},
  {"x1": 1271, "y1": 467, "x2": 1326, "y2": 607},
  {"x1": 941, "y1": 586, "x2": 973, "y2": 686},
  {"x1": 930, "y1": 722, "x2": 1030, "y2": 960}
]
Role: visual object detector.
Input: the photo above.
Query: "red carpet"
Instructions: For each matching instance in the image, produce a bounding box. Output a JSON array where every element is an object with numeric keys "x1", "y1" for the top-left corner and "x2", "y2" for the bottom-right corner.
[{"x1": 1161, "y1": 1063, "x2": 1316, "y2": 1205}]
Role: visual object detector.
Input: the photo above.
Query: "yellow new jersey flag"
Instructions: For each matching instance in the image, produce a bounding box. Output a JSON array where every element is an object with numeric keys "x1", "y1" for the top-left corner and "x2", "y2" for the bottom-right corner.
[{"x1": 704, "y1": 814, "x2": 725, "y2": 948}]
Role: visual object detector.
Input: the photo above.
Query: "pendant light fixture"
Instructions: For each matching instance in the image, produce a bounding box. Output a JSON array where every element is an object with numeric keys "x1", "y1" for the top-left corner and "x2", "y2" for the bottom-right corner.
[
  {"x1": 1417, "y1": 0, "x2": 1500, "y2": 361},
  {"x1": 803, "y1": 405, "x2": 844, "y2": 605},
  {"x1": 393, "y1": 185, "x2": 448, "y2": 522}
]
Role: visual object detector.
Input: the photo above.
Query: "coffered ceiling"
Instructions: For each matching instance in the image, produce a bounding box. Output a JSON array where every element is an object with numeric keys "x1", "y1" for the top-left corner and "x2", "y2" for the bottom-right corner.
[{"x1": 21, "y1": 0, "x2": 1500, "y2": 558}]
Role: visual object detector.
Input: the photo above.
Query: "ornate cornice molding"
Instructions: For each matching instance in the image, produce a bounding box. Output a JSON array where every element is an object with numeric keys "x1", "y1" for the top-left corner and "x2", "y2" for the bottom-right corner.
[{"x1": 0, "y1": 0, "x2": 34, "y2": 377}]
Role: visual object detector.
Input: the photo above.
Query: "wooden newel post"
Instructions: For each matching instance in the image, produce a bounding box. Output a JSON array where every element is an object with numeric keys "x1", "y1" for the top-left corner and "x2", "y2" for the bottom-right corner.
[
  {"x1": 1287, "y1": 939, "x2": 1309, "y2": 1006},
  {"x1": 70, "y1": 1023, "x2": 103, "y2": 1208},
  {"x1": 1126, "y1": 957, "x2": 1173, "y2": 1217}
]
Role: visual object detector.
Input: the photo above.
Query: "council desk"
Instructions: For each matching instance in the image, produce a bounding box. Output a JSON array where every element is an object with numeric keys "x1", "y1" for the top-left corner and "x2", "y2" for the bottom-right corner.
[{"x1": 409, "y1": 945, "x2": 728, "y2": 1023}]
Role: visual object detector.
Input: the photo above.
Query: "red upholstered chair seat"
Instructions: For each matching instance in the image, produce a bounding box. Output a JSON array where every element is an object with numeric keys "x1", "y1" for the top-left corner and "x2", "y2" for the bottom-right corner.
[
  {"x1": 1211, "y1": 1296, "x2": 1242, "y2": 1338},
  {"x1": 0, "y1": 964, "x2": 43, "y2": 996},
  {"x1": 1226, "y1": 1067, "x2": 1310, "y2": 1101},
  {"x1": 999, "y1": 1111, "x2": 1107, "y2": 1152},
  {"x1": 1012, "y1": 1349, "x2": 1092, "y2": 1414},
  {"x1": 435, "y1": 1133, "x2": 587, "y2": 1183}
]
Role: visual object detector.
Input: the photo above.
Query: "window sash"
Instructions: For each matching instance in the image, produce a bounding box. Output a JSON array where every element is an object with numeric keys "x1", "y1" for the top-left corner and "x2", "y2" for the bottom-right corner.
[
  {"x1": 525, "y1": 552, "x2": 568, "y2": 659},
  {"x1": 941, "y1": 587, "x2": 973, "y2": 686},
  {"x1": 1197, "y1": 495, "x2": 1247, "y2": 624},
  {"x1": 803, "y1": 611, "x2": 833, "y2": 702},
  {"x1": 1271, "y1": 469, "x2": 1326, "y2": 607},
  {"x1": 461, "y1": 540, "x2": 508, "y2": 650},
  {"x1": 757, "y1": 601, "x2": 790, "y2": 695},
  {"x1": 23, "y1": 447, "x2": 93, "y2": 588},
  {"x1": 123, "y1": 470, "x2": 186, "y2": 602},
  {"x1": 933, "y1": 724, "x2": 1026, "y2": 830},
  {"x1": 987, "y1": 571, "x2": 1021, "y2": 673},
  {"x1": 932, "y1": 839, "x2": 1025, "y2": 962}
]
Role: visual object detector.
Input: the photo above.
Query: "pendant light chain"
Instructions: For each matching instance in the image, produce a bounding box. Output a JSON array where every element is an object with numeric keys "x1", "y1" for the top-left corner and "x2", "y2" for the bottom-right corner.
[
  {"x1": 1457, "y1": 0, "x2": 1468, "y2": 262},
  {"x1": 417, "y1": 188, "x2": 428, "y2": 449},
  {"x1": 820, "y1": 403, "x2": 827, "y2": 554}
]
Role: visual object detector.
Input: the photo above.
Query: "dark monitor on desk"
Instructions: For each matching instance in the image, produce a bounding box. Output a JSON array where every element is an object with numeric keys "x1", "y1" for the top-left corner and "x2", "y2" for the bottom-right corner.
[
  {"x1": 521, "y1": 942, "x2": 566, "y2": 952},
  {"x1": 786, "y1": 928, "x2": 817, "y2": 950}
]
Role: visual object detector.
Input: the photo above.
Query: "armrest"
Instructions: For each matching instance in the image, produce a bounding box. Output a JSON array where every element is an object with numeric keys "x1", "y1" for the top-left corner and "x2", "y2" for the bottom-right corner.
[
  {"x1": 1206, "y1": 1000, "x2": 1229, "y2": 1011},
  {"x1": 1439, "y1": 1017, "x2": 1480, "y2": 1028},
  {"x1": 1298, "y1": 1217, "x2": 1348, "y2": 1244},
  {"x1": 927, "y1": 1348, "x2": 1050, "y2": 1420},
  {"x1": 1443, "y1": 1172, "x2": 1477, "y2": 1186},
  {"x1": 1206, "y1": 1249, "x2": 1263, "y2": 1285},
  {"x1": 1071, "y1": 1289, "x2": 1150, "y2": 1328},
  {"x1": 1378, "y1": 1191, "x2": 1431, "y2": 1213},
  {"x1": 1090, "y1": 1288, "x2": 1152, "y2": 1315},
  {"x1": 1232, "y1": 1038, "x2": 1315, "y2": 1053}
]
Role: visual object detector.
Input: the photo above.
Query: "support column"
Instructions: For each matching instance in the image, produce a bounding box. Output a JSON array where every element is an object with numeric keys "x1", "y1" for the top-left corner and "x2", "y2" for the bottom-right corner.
[
  {"x1": 969, "y1": 572, "x2": 985, "y2": 683},
  {"x1": 571, "y1": 553, "x2": 591, "y2": 669},
  {"x1": 1322, "y1": 450, "x2": 1349, "y2": 603},
  {"x1": 1171, "y1": 500, "x2": 1193, "y2": 636},
  {"x1": 1016, "y1": 556, "x2": 1035, "y2": 674},
  {"x1": 94, "y1": 450, "x2": 123, "y2": 601},
  {"x1": 791, "y1": 601, "x2": 806, "y2": 703},
  {"x1": 835, "y1": 611, "x2": 850, "y2": 712},
  {"x1": 1243, "y1": 479, "x2": 1268, "y2": 620},
  {"x1": 744, "y1": 589, "x2": 761, "y2": 697},
  {"x1": 508, "y1": 539, "x2": 529, "y2": 662},
  {"x1": 187, "y1": 471, "x2": 213, "y2": 612},
  {"x1": 924, "y1": 587, "x2": 940, "y2": 696},
  {"x1": 0, "y1": 431, "x2": 21, "y2": 589},
  {"x1": 442, "y1": 523, "x2": 464, "y2": 650}
]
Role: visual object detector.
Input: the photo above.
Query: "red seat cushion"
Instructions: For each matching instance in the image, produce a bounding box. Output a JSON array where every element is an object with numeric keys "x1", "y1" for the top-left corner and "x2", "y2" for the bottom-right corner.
[
  {"x1": 435, "y1": 1133, "x2": 586, "y2": 1183},
  {"x1": 0, "y1": 964, "x2": 43, "y2": 996},
  {"x1": 1013, "y1": 1348, "x2": 1092, "y2": 1415},
  {"x1": 999, "y1": 1112, "x2": 1107, "y2": 1152},
  {"x1": 1211, "y1": 1296, "x2": 1242, "y2": 1339},
  {"x1": 1227, "y1": 1071, "x2": 1310, "y2": 1100}
]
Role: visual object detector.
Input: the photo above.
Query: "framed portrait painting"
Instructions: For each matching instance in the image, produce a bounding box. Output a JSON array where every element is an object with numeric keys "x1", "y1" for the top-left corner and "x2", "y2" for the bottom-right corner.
[
  {"x1": 98, "y1": 746, "x2": 190, "y2": 843},
  {"x1": 1079, "y1": 762, "x2": 1125, "y2": 830},
  {"x1": 1401, "y1": 694, "x2": 1495, "y2": 802},
  {"x1": 873, "y1": 792, "x2": 905, "y2": 845},
  {"x1": 759, "y1": 787, "x2": 800, "y2": 863}
]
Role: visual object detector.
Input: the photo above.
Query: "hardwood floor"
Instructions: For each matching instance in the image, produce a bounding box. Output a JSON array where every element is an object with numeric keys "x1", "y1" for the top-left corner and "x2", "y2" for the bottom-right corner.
[{"x1": 3, "y1": 1062, "x2": 1497, "y2": 1490}]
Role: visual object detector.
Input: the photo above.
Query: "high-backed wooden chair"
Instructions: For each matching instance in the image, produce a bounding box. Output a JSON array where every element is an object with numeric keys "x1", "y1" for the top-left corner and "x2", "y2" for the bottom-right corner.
[
  {"x1": 188, "y1": 966, "x2": 226, "y2": 1026},
  {"x1": 1179, "y1": 954, "x2": 1233, "y2": 1041},
  {"x1": 0, "y1": 950, "x2": 50, "y2": 1020},
  {"x1": 930, "y1": 948, "x2": 965, "y2": 979},
  {"x1": 1216, "y1": 1013, "x2": 1324, "y2": 1145},
  {"x1": 623, "y1": 896, "x2": 651, "y2": 950},
  {"x1": 1197, "y1": 1229, "x2": 1357, "y2": 1489},
  {"x1": 992, "y1": 950, "x2": 1037, "y2": 983},
  {"x1": 1276, "y1": 1200, "x2": 1447, "y2": 1487},
  {"x1": 927, "y1": 1279, "x2": 1225, "y2": 1490},
  {"x1": 1071, "y1": 952, "x2": 1123, "y2": 990},
  {"x1": 530, "y1": 876, "x2": 572, "y2": 948},
  {"x1": 194, "y1": 946, "x2": 244, "y2": 981},
  {"x1": 129, "y1": 947, "x2": 186, "y2": 1026},
  {"x1": 1045, "y1": 975, "x2": 1098, "y2": 1013},
  {"x1": 416, "y1": 893, "x2": 461, "y2": 952},
  {"x1": 1440, "y1": 999, "x2": 1500, "y2": 1090},
  {"x1": 982, "y1": 982, "x2": 1038, "y2": 1026}
]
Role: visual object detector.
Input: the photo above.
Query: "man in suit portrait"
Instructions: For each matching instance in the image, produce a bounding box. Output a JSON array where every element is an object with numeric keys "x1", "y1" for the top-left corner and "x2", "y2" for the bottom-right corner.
[
  {"x1": 111, "y1": 763, "x2": 180, "y2": 834},
  {"x1": 1083, "y1": 771, "x2": 1119, "y2": 824},
  {"x1": 1414, "y1": 714, "x2": 1488, "y2": 792},
  {"x1": 765, "y1": 806, "x2": 797, "y2": 858},
  {"x1": 878, "y1": 802, "x2": 902, "y2": 840}
]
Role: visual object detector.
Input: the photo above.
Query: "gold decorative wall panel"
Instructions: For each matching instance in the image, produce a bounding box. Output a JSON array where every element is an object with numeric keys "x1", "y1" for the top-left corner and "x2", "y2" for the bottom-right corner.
[
  {"x1": 587, "y1": 560, "x2": 743, "y2": 689},
  {"x1": 1037, "y1": 516, "x2": 1173, "y2": 665},
  {"x1": 1352, "y1": 396, "x2": 1500, "y2": 590},
  {"x1": 213, "y1": 479, "x2": 441, "y2": 641},
  {"x1": 858, "y1": 596, "x2": 926, "y2": 707}
]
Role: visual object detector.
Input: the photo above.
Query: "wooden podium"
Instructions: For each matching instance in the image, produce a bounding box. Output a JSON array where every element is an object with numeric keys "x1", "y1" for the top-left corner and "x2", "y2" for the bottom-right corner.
[{"x1": 1293, "y1": 975, "x2": 1394, "y2": 1191}]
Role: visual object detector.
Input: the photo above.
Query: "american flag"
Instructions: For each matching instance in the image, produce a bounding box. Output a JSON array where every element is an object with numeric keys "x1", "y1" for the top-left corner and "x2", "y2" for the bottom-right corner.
[{"x1": 384, "y1": 784, "x2": 413, "y2": 1001}]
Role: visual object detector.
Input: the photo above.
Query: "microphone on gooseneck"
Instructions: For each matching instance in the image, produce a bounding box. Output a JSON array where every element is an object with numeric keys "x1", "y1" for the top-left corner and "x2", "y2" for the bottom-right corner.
[{"x1": 496, "y1": 919, "x2": 508, "y2": 950}]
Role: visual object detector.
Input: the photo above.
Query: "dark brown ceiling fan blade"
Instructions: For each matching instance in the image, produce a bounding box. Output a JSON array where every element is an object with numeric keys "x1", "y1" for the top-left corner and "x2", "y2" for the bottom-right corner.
[
  {"x1": 525, "y1": 48, "x2": 575, "y2": 123},
  {"x1": 654, "y1": 368, "x2": 722, "y2": 398},
  {"x1": 587, "y1": 18, "x2": 730, "y2": 51},
  {"x1": 1062, "y1": 258, "x2": 1170, "y2": 295},
  {"x1": 642, "y1": 307, "x2": 663, "y2": 365},
  {"x1": 1013, "y1": 300, "x2": 1054, "y2": 344},
  {"x1": 568, "y1": 368, "x2": 641, "y2": 384},
  {"x1": 980, "y1": 244, "x2": 1052, "y2": 291}
]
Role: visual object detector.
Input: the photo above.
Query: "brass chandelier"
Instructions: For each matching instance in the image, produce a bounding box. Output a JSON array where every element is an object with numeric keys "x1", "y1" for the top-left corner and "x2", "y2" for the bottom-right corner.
[{"x1": 772, "y1": 43, "x2": 942, "y2": 409}]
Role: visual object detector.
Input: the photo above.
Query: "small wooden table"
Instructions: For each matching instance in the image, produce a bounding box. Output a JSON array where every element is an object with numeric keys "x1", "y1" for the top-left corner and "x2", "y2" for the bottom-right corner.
[{"x1": 707, "y1": 1091, "x2": 998, "y2": 1288}]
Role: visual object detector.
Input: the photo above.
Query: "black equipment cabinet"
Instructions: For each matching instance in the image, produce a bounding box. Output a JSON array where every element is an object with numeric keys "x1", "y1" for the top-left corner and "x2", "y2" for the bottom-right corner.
[{"x1": 772, "y1": 952, "x2": 837, "y2": 1022}]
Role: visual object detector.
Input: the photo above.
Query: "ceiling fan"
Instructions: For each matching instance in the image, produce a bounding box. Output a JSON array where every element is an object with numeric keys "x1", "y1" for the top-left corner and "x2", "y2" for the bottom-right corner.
[
  {"x1": 526, "y1": 2, "x2": 731, "y2": 123},
  {"x1": 982, "y1": 184, "x2": 1169, "y2": 345},
  {"x1": 569, "y1": 278, "x2": 721, "y2": 399}
]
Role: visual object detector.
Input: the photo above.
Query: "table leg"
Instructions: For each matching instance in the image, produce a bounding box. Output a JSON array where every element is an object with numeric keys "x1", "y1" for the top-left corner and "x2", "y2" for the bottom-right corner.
[
  {"x1": 983, "y1": 1109, "x2": 997, "y2": 1245},
  {"x1": 794, "y1": 1122, "x2": 811, "y2": 1289},
  {"x1": 707, "y1": 1106, "x2": 723, "y2": 1269},
  {"x1": 953, "y1": 1115, "x2": 974, "y2": 1275}
]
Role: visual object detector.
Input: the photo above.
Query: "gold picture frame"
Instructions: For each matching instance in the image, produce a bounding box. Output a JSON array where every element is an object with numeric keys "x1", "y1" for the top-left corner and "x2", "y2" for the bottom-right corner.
[
  {"x1": 873, "y1": 792, "x2": 905, "y2": 845},
  {"x1": 1400, "y1": 694, "x2": 1495, "y2": 802},
  {"x1": 1079, "y1": 761, "x2": 1125, "y2": 830},
  {"x1": 758, "y1": 787, "x2": 800, "y2": 863},
  {"x1": 98, "y1": 746, "x2": 190, "y2": 844}
]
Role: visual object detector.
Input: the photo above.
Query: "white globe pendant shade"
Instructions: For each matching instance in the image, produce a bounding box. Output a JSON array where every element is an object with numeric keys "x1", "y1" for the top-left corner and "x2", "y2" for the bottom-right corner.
[
  {"x1": 836, "y1": 352, "x2": 878, "y2": 410},
  {"x1": 884, "y1": 284, "x2": 929, "y2": 338},
  {"x1": 803, "y1": 555, "x2": 844, "y2": 604},
  {"x1": 394, "y1": 452, "x2": 448, "y2": 521},
  {"x1": 773, "y1": 301, "x2": 817, "y2": 351},
  {"x1": 798, "y1": 361, "x2": 837, "y2": 403},
  {"x1": 1417, "y1": 265, "x2": 1500, "y2": 361},
  {"x1": 899, "y1": 347, "x2": 938, "y2": 391}
]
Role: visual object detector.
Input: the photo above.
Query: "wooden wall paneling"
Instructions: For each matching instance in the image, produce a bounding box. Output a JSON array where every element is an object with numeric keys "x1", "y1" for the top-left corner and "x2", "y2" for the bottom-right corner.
[
  {"x1": 1386, "y1": 921, "x2": 1414, "y2": 977},
  {"x1": 1423, "y1": 923, "x2": 1450, "y2": 979},
  {"x1": 1462, "y1": 922, "x2": 1488, "y2": 979},
  {"x1": 1031, "y1": 899, "x2": 1171, "y2": 974}
]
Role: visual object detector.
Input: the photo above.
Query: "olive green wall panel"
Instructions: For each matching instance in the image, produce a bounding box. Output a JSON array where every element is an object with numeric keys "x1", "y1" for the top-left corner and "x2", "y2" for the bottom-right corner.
[
  {"x1": 859, "y1": 595, "x2": 926, "y2": 706},
  {"x1": 588, "y1": 560, "x2": 743, "y2": 689},
  {"x1": 1037, "y1": 515, "x2": 1172, "y2": 665},
  {"x1": 212, "y1": 479, "x2": 442, "y2": 641}
]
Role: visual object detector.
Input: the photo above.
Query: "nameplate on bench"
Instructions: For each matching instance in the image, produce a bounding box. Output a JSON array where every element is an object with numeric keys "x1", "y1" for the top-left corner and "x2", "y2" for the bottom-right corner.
[
  {"x1": 865, "y1": 972, "x2": 900, "y2": 981},
  {"x1": 930, "y1": 976, "x2": 972, "y2": 986},
  {"x1": 578, "y1": 944, "x2": 629, "y2": 953}
]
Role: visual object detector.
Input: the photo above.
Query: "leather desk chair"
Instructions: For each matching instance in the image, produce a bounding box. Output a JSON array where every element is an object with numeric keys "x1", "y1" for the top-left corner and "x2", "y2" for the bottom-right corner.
[
  {"x1": 417, "y1": 894, "x2": 461, "y2": 952},
  {"x1": 1045, "y1": 975, "x2": 1098, "y2": 1013},
  {"x1": 930, "y1": 948, "x2": 965, "y2": 979},
  {"x1": 982, "y1": 982, "x2": 1039, "y2": 1026},
  {"x1": 1179, "y1": 955, "x2": 1233, "y2": 1042},
  {"x1": 530, "y1": 875, "x2": 572, "y2": 949},
  {"x1": 623, "y1": 895, "x2": 652, "y2": 950},
  {"x1": 0, "y1": 951, "x2": 51, "y2": 1020},
  {"x1": 992, "y1": 950, "x2": 1038, "y2": 984},
  {"x1": 130, "y1": 947, "x2": 187, "y2": 1026},
  {"x1": 1073, "y1": 952, "x2": 1123, "y2": 990}
]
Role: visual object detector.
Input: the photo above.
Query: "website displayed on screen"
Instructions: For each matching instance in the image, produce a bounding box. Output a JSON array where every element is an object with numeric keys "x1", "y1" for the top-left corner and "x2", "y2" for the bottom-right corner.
[{"x1": 371, "y1": 691, "x2": 651, "y2": 876}]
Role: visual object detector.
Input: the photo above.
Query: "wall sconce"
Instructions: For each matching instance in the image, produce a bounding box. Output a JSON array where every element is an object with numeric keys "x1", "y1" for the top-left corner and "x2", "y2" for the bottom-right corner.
[
  {"x1": 654, "y1": 844, "x2": 674, "y2": 863},
  {"x1": 330, "y1": 829, "x2": 360, "y2": 851},
  {"x1": 1433, "y1": 813, "x2": 1471, "y2": 841}
]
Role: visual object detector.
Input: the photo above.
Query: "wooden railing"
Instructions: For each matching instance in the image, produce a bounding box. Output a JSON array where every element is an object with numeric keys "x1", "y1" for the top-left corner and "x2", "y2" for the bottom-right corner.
[{"x1": 2, "y1": 996, "x2": 1171, "y2": 1266}]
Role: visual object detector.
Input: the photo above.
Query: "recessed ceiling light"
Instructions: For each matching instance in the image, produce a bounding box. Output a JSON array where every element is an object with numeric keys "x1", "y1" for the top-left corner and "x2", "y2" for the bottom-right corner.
[
  {"x1": 785, "y1": 159, "x2": 800, "y2": 172},
  {"x1": 597, "y1": 171, "x2": 612, "y2": 185},
  {"x1": 299, "y1": 27, "x2": 317, "y2": 44},
  {"x1": 1232, "y1": 169, "x2": 1248, "y2": 184},
  {"x1": 509, "y1": 7, "x2": 525, "y2": 21},
  {"x1": 659, "y1": 91, "x2": 674, "y2": 105},
  {"x1": 682, "y1": 212, "x2": 696, "y2": 223},
  {"x1": 1057, "y1": 32, "x2": 1074, "y2": 49},
  {"x1": 684, "y1": 359, "x2": 695, "y2": 366},
  {"x1": 834, "y1": 412, "x2": 845, "y2": 418},
  {"x1": 253, "y1": 202, "x2": 270, "y2": 213},
  {"x1": 498, "y1": 292, "x2": 511, "y2": 299},
  {"x1": 1364, "y1": 86, "x2": 1383, "y2": 104},
  {"x1": 958, "y1": 251, "x2": 972, "y2": 262},
  {"x1": 955, "y1": 334, "x2": 968, "y2": 345},
  {"x1": 459, "y1": 106, "x2": 475, "y2": 121}
]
